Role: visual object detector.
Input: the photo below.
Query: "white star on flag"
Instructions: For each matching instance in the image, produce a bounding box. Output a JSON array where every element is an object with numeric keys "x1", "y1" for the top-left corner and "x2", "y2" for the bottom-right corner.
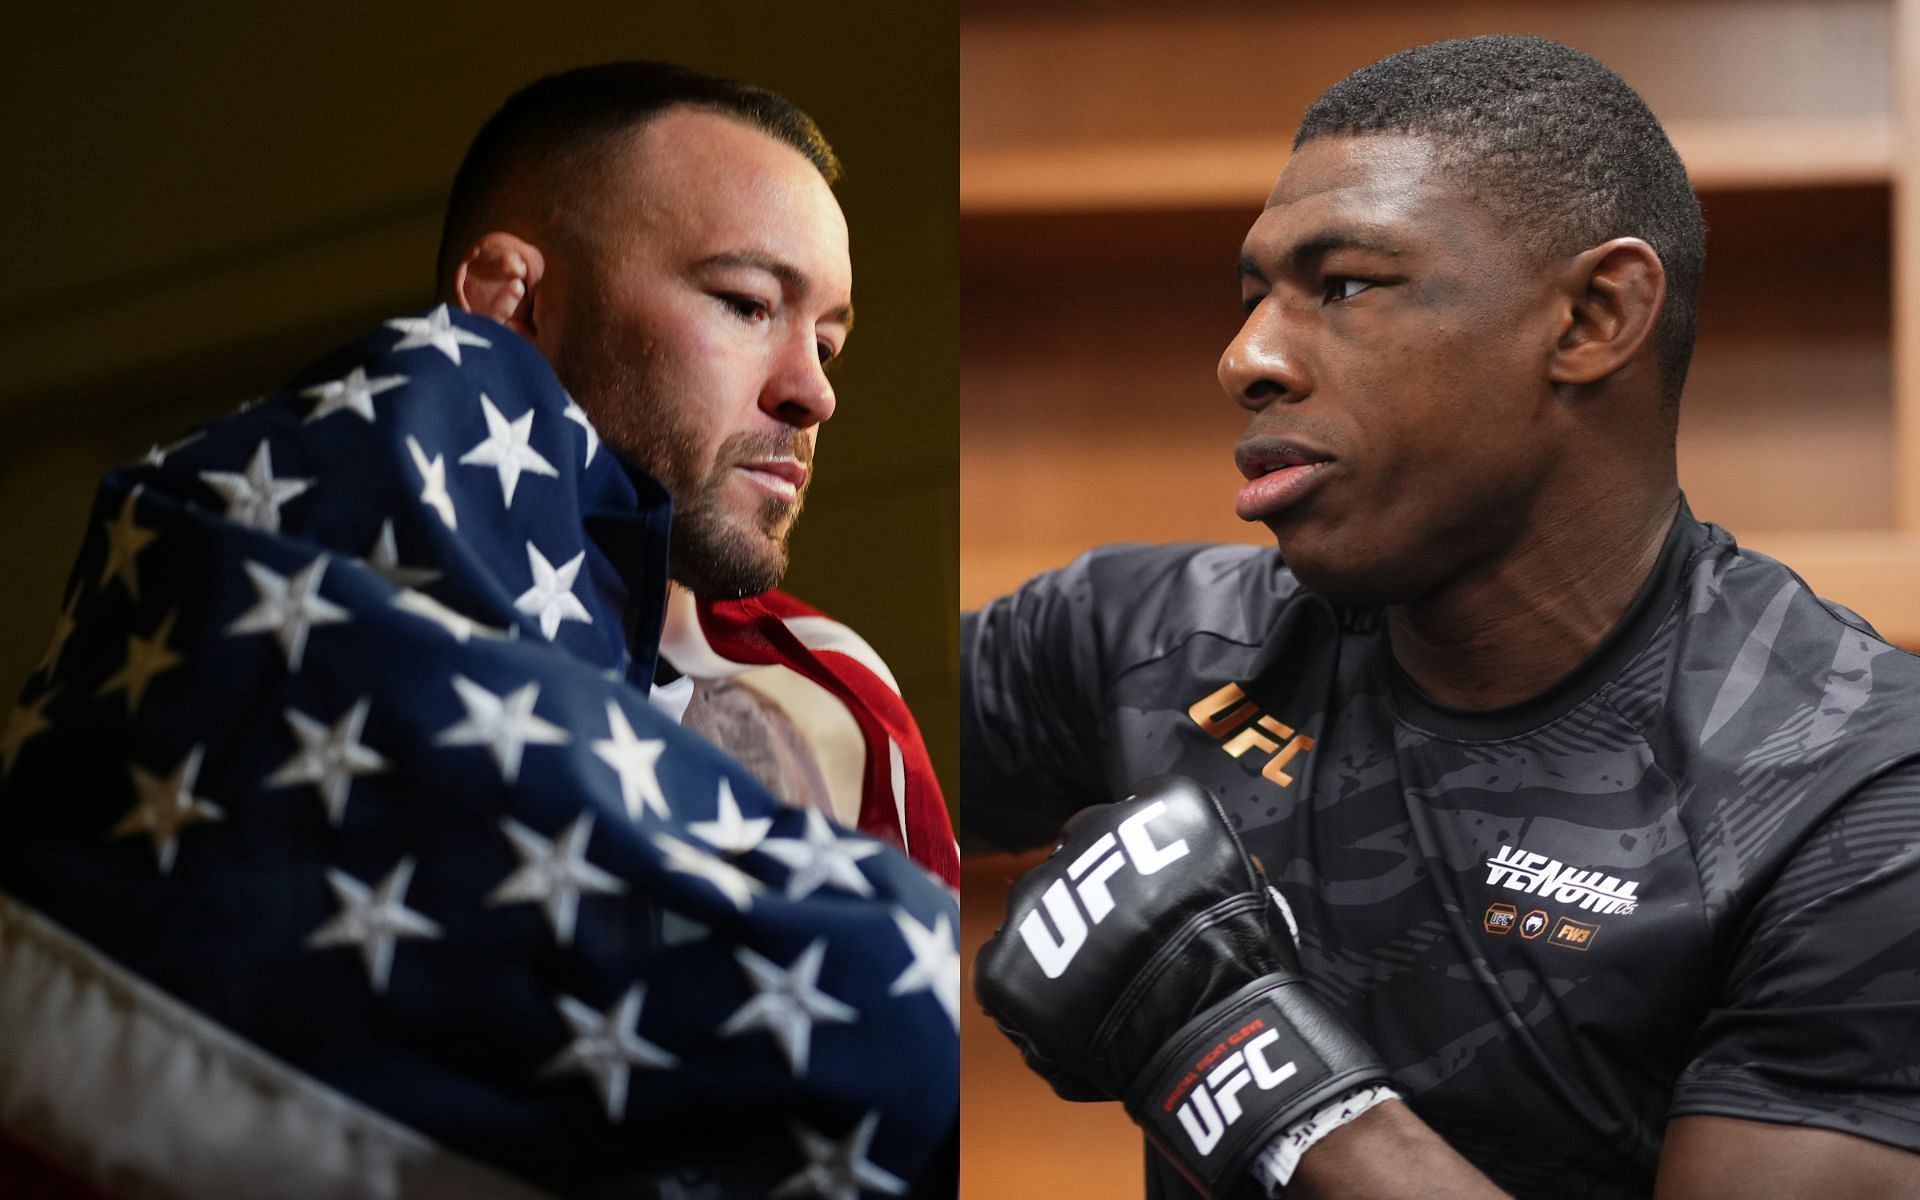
[
  {"x1": 363, "y1": 519, "x2": 440, "y2": 590},
  {"x1": 392, "y1": 588, "x2": 511, "y2": 642},
  {"x1": 265, "y1": 699, "x2": 387, "y2": 827},
  {"x1": 198, "y1": 440, "x2": 313, "y2": 533},
  {"x1": 385, "y1": 304, "x2": 491, "y2": 364},
  {"x1": 540, "y1": 985, "x2": 677, "y2": 1122},
  {"x1": 36, "y1": 588, "x2": 79, "y2": 677},
  {"x1": 561, "y1": 396, "x2": 600, "y2": 466},
  {"x1": 0, "y1": 689, "x2": 56, "y2": 778},
  {"x1": 405, "y1": 436, "x2": 458, "y2": 530},
  {"x1": 487, "y1": 814, "x2": 627, "y2": 946},
  {"x1": 689, "y1": 777, "x2": 772, "y2": 855},
  {"x1": 888, "y1": 908, "x2": 960, "y2": 1030},
  {"x1": 95, "y1": 608, "x2": 184, "y2": 714},
  {"x1": 656, "y1": 834, "x2": 760, "y2": 911},
  {"x1": 592, "y1": 700, "x2": 668, "y2": 821},
  {"x1": 99, "y1": 486, "x2": 157, "y2": 599},
  {"x1": 719, "y1": 939, "x2": 858, "y2": 1079},
  {"x1": 661, "y1": 910, "x2": 710, "y2": 947},
  {"x1": 141, "y1": 430, "x2": 204, "y2": 467},
  {"x1": 459, "y1": 394, "x2": 558, "y2": 507},
  {"x1": 226, "y1": 557, "x2": 350, "y2": 671},
  {"x1": 772, "y1": 1112, "x2": 907, "y2": 1200},
  {"x1": 757, "y1": 809, "x2": 883, "y2": 900},
  {"x1": 110, "y1": 745, "x2": 224, "y2": 874},
  {"x1": 433, "y1": 675, "x2": 569, "y2": 784},
  {"x1": 514, "y1": 541, "x2": 592, "y2": 639},
  {"x1": 305, "y1": 857, "x2": 442, "y2": 994},
  {"x1": 299, "y1": 364, "x2": 408, "y2": 424}
]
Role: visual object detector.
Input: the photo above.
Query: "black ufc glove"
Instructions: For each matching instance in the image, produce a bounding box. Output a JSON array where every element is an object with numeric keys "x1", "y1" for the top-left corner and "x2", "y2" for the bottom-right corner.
[{"x1": 974, "y1": 776, "x2": 1391, "y2": 1199}]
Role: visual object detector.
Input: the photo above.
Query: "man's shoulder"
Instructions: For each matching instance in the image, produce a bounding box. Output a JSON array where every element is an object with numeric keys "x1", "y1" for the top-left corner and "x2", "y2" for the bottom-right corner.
[
  {"x1": 1678, "y1": 518, "x2": 1920, "y2": 705},
  {"x1": 1664, "y1": 517, "x2": 1920, "y2": 801}
]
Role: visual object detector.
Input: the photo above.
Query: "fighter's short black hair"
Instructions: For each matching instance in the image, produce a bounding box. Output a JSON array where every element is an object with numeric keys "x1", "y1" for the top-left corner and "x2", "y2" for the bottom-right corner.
[
  {"x1": 1297, "y1": 35, "x2": 1705, "y2": 409},
  {"x1": 435, "y1": 61, "x2": 841, "y2": 290}
]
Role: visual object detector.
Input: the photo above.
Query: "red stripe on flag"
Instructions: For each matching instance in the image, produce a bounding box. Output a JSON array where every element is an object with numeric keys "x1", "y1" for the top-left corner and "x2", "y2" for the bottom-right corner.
[{"x1": 695, "y1": 594, "x2": 959, "y2": 887}]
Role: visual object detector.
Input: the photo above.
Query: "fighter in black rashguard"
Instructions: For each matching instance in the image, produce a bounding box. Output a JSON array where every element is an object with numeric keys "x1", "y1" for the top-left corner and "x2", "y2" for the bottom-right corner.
[
  {"x1": 965, "y1": 33, "x2": 1920, "y2": 1198},
  {"x1": 963, "y1": 501, "x2": 1920, "y2": 1199}
]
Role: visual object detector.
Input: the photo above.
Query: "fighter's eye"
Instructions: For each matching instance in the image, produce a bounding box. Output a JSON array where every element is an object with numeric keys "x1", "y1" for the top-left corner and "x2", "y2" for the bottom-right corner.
[
  {"x1": 1240, "y1": 292, "x2": 1266, "y2": 317},
  {"x1": 719, "y1": 294, "x2": 771, "y2": 322},
  {"x1": 817, "y1": 340, "x2": 837, "y2": 367},
  {"x1": 1323, "y1": 277, "x2": 1375, "y2": 303}
]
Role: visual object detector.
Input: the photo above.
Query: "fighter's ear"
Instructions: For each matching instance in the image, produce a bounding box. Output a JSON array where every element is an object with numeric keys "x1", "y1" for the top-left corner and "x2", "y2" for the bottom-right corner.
[
  {"x1": 1547, "y1": 237, "x2": 1665, "y2": 389},
  {"x1": 450, "y1": 232, "x2": 547, "y2": 338}
]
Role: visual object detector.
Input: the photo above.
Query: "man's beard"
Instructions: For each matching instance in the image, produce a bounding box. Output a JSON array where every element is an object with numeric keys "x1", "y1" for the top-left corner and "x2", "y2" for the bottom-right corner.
[
  {"x1": 665, "y1": 428, "x2": 810, "y2": 598},
  {"x1": 552, "y1": 316, "x2": 810, "y2": 599}
]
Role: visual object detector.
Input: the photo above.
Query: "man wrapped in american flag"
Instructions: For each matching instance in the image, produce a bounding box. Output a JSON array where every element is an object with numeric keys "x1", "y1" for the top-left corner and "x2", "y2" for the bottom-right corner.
[{"x1": 0, "y1": 62, "x2": 958, "y2": 1198}]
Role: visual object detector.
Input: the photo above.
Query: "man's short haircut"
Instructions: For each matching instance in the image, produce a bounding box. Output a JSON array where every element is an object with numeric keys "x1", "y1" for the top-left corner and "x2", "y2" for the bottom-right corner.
[
  {"x1": 1297, "y1": 35, "x2": 1705, "y2": 409},
  {"x1": 435, "y1": 61, "x2": 842, "y2": 291}
]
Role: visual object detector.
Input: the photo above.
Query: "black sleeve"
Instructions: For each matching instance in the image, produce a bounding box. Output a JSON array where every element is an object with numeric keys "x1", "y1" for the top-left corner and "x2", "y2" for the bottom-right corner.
[
  {"x1": 961, "y1": 542, "x2": 1284, "y2": 854},
  {"x1": 959, "y1": 553, "x2": 1119, "y2": 853},
  {"x1": 1670, "y1": 758, "x2": 1920, "y2": 1152}
]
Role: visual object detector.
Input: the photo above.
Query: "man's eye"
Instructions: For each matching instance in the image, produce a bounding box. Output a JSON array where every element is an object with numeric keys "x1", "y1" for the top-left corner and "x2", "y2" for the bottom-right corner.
[
  {"x1": 1323, "y1": 277, "x2": 1375, "y2": 303},
  {"x1": 817, "y1": 341, "x2": 837, "y2": 367},
  {"x1": 719, "y1": 294, "x2": 771, "y2": 321},
  {"x1": 1240, "y1": 293, "x2": 1266, "y2": 317}
]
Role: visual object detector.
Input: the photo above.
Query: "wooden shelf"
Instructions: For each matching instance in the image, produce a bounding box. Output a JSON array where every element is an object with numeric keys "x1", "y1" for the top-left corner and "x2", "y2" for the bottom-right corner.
[
  {"x1": 962, "y1": 135, "x2": 1290, "y2": 214},
  {"x1": 961, "y1": 114, "x2": 1894, "y2": 213},
  {"x1": 1672, "y1": 114, "x2": 1894, "y2": 189}
]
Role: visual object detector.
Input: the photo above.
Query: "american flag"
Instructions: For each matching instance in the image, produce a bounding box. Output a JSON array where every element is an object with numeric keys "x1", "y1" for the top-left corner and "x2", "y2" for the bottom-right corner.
[{"x1": 0, "y1": 305, "x2": 959, "y2": 1198}]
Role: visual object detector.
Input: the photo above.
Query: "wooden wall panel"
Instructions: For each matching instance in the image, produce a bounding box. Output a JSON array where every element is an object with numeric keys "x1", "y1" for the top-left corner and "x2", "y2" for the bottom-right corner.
[
  {"x1": 963, "y1": 0, "x2": 1890, "y2": 151},
  {"x1": 961, "y1": 853, "x2": 1141, "y2": 1199}
]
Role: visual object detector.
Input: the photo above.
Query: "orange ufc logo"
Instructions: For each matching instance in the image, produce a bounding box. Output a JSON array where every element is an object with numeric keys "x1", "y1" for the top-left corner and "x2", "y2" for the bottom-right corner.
[{"x1": 1187, "y1": 682, "x2": 1316, "y2": 788}]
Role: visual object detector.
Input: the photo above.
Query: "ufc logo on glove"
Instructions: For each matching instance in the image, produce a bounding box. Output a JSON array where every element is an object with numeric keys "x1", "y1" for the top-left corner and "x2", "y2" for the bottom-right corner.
[
  {"x1": 1168, "y1": 1023, "x2": 1299, "y2": 1154},
  {"x1": 974, "y1": 777, "x2": 1393, "y2": 1200},
  {"x1": 1016, "y1": 800, "x2": 1191, "y2": 978}
]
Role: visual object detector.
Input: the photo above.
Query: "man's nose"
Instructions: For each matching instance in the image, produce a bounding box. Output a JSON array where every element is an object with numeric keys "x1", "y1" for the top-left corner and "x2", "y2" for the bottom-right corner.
[
  {"x1": 1218, "y1": 305, "x2": 1312, "y2": 413},
  {"x1": 763, "y1": 333, "x2": 837, "y2": 428}
]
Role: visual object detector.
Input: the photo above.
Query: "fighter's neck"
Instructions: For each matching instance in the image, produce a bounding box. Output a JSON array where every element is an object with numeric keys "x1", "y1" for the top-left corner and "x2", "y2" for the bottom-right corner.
[{"x1": 1383, "y1": 490, "x2": 1682, "y2": 711}]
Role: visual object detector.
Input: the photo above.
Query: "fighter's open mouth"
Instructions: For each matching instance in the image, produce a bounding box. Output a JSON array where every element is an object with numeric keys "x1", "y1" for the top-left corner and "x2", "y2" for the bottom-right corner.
[{"x1": 1232, "y1": 440, "x2": 1334, "y2": 521}]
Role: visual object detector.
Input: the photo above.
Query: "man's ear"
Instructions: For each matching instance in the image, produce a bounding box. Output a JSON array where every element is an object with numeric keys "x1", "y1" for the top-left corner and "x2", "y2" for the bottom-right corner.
[
  {"x1": 1547, "y1": 238, "x2": 1666, "y2": 389},
  {"x1": 450, "y1": 232, "x2": 547, "y2": 338}
]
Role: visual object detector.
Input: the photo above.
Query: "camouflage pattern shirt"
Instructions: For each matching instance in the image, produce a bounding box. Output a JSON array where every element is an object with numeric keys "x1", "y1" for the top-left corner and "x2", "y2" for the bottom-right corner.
[{"x1": 962, "y1": 503, "x2": 1920, "y2": 1198}]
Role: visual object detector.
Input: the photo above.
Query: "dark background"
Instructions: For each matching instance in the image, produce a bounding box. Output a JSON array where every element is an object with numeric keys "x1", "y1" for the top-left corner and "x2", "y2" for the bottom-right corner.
[{"x1": 0, "y1": 3, "x2": 960, "y2": 799}]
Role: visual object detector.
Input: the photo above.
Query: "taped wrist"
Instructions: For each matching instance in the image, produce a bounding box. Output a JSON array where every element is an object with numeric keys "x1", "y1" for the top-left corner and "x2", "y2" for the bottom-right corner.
[
  {"x1": 1250, "y1": 1083, "x2": 1401, "y2": 1194},
  {"x1": 1124, "y1": 975, "x2": 1391, "y2": 1200}
]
